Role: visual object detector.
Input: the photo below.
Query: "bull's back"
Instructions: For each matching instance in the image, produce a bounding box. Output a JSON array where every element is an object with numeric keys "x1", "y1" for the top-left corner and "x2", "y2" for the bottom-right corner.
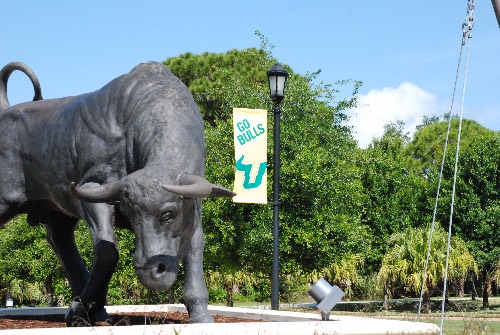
[{"x1": 0, "y1": 62, "x2": 204, "y2": 209}]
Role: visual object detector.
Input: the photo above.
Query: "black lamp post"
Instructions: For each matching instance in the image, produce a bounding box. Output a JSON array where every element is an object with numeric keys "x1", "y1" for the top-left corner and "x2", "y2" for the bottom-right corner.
[{"x1": 266, "y1": 63, "x2": 288, "y2": 310}]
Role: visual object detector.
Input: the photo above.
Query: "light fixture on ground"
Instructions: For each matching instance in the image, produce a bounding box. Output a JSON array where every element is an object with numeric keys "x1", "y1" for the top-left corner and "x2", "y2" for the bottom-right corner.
[
  {"x1": 266, "y1": 63, "x2": 288, "y2": 311},
  {"x1": 308, "y1": 277, "x2": 345, "y2": 321}
]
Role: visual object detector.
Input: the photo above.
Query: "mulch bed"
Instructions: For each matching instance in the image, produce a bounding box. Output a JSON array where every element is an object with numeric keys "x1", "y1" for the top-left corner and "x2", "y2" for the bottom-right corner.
[{"x1": 0, "y1": 311, "x2": 260, "y2": 329}]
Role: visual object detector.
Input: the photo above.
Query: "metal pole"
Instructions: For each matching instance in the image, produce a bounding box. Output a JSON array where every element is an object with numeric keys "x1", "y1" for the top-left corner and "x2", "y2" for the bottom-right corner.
[{"x1": 271, "y1": 102, "x2": 281, "y2": 310}]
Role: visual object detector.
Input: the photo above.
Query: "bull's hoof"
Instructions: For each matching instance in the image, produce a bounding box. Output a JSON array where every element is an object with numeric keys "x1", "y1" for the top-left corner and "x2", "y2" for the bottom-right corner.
[
  {"x1": 186, "y1": 303, "x2": 215, "y2": 323},
  {"x1": 94, "y1": 307, "x2": 113, "y2": 325},
  {"x1": 190, "y1": 314, "x2": 215, "y2": 323},
  {"x1": 65, "y1": 301, "x2": 95, "y2": 327}
]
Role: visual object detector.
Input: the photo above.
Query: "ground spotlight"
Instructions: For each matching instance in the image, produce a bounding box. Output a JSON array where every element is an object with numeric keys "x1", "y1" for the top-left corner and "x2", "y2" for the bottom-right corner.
[{"x1": 308, "y1": 277, "x2": 344, "y2": 320}]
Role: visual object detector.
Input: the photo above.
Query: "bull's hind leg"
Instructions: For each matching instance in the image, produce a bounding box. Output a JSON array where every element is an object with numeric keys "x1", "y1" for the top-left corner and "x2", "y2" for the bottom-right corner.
[{"x1": 44, "y1": 215, "x2": 89, "y2": 297}]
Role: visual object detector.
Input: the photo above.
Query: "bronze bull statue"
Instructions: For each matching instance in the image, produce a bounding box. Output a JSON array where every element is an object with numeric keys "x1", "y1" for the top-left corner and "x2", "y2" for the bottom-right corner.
[{"x1": 0, "y1": 61, "x2": 235, "y2": 326}]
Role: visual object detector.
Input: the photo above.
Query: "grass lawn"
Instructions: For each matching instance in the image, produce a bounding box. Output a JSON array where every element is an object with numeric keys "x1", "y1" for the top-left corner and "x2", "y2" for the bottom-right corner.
[
  {"x1": 428, "y1": 318, "x2": 500, "y2": 335},
  {"x1": 349, "y1": 297, "x2": 500, "y2": 335},
  {"x1": 379, "y1": 316, "x2": 500, "y2": 335}
]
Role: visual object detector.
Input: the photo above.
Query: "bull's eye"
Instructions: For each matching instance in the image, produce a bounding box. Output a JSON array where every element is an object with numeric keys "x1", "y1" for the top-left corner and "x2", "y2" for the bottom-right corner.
[{"x1": 160, "y1": 211, "x2": 174, "y2": 225}]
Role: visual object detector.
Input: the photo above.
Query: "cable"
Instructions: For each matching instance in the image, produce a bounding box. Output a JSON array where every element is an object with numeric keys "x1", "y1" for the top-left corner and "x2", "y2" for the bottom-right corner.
[
  {"x1": 439, "y1": 13, "x2": 474, "y2": 334},
  {"x1": 416, "y1": 31, "x2": 464, "y2": 324},
  {"x1": 416, "y1": 2, "x2": 475, "y2": 334}
]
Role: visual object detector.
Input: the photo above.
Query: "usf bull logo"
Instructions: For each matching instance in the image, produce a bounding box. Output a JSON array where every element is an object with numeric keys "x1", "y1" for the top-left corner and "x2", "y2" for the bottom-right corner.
[{"x1": 236, "y1": 155, "x2": 267, "y2": 189}]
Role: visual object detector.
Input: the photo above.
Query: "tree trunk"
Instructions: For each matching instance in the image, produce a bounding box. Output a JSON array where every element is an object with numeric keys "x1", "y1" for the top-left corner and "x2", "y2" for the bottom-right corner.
[
  {"x1": 45, "y1": 276, "x2": 55, "y2": 307},
  {"x1": 422, "y1": 290, "x2": 431, "y2": 313},
  {"x1": 225, "y1": 283, "x2": 233, "y2": 307},
  {"x1": 469, "y1": 270, "x2": 477, "y2": 301},
  {"x1": 382, "y1": 284, "x2": 389, "y2": 311},
  {"x1": 482, "y1": 270, "x2": 490, "y2": 309},
  {"x1": 455, "y1": 277, "x2": 465, "y2": 297}
]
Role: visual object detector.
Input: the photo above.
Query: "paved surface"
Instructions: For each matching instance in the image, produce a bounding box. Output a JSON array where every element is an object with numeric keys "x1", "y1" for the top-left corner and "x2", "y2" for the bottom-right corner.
[{"x1": 0, "y1": 304, "x2": 440, "y2": 334}]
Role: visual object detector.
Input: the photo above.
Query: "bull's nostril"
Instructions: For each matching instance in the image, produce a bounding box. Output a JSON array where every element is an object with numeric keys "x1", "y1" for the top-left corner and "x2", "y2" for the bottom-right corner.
[
  {"x1": 157, "y1": 262, "x2": 167, "y2": 275},
  {"x1": 138, "y1": 256, "x2": 179, "y2": 289}
]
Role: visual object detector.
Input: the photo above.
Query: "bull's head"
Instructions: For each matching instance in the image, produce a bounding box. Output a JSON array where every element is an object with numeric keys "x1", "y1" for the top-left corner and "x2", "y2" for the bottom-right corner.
[{"x1": 69, "y1": 172, "x2": 235, "y2": 291}]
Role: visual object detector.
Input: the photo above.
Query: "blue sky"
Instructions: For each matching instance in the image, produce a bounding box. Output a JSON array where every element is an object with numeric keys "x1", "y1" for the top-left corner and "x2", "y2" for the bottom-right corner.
[{"x1": 2, "y1": 1, "x2": 499, "y2": 148}]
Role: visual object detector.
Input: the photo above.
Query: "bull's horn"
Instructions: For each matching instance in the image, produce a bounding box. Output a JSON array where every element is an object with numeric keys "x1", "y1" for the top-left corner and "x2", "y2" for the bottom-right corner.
[
  {"x1": 69, "y1": 181, "x2": 120, "y2": 203},
  {"x1": 161, "y1": 173, "x2": 236, "y2": 198},
  {"x1": 493, "y1": 0, "x2": 500, "y2": 28}
]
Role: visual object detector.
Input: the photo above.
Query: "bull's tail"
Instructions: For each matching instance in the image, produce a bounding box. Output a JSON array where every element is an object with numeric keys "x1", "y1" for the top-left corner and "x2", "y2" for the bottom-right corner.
[{"x1": 0, "y1": 62, "x2": 43, "y2": 111}]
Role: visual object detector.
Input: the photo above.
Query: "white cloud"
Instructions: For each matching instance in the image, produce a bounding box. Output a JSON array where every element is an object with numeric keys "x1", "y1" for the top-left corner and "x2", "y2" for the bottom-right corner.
[{"x1": 347, "y1": 82, "x2": 445, "y2": 148}]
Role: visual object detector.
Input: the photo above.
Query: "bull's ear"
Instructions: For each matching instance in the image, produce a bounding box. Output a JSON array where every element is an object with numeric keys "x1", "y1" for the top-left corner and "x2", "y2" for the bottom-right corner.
[
  {"x1": 69, "y1": 181, "x2": 120, "y2": 203},
  {"x1": 161, "y1": 173, "x2": 236, "y2": 199}
]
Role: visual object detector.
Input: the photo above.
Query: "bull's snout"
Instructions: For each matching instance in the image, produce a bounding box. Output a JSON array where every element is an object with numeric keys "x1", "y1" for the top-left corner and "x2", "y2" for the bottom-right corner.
[{"x1": 135, "y1": 255, "x2": 179, "y2": 291}]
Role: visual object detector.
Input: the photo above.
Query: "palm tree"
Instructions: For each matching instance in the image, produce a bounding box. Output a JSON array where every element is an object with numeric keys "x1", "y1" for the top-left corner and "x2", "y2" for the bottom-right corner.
[
  {"x1": 205, "y1": 269, "x2": 256, "y2": 307},
  {"x1": 377, "y1": 225, "x2": 476, "y2": 313},
  {"x1": 310, "y1": 254, "x2": 364, "y2": 299}
]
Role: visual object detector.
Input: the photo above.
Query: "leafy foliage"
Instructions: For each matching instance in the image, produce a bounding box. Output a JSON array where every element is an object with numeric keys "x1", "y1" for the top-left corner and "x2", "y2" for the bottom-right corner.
[
  {"x1": 166, "y1": 46, "x2": 367, "y2": 285},
  {"x1": 165, "y1": 48, "x2": 270, "y2": 127},
  {"x1": 0, "y1": 43, "x2": 497, "y2": 307},
  {"x1": 359, "y1": 121, "x2": 429, "y2": 270},
  {"x1": 378, "y1": 225, "x2": 476, "y2": 298},
  {"x1": 407, "y1": 119, "x2": 499, "y2": 283},
  {"x1": 0, "y1": 216, "x2": 90, "y2": 306},
  {"x1": 310, "y1": 254, "x2": 364, "y2": 299}
]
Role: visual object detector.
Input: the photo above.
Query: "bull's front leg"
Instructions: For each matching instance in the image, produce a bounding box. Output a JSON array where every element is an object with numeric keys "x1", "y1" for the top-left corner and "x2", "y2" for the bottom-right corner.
[
  {"x1": 67, "y1": 198, "x2": 119, "y2": 327},
  {"x1": 183, "y1": 223, "x2": 214, "y2": 323}
]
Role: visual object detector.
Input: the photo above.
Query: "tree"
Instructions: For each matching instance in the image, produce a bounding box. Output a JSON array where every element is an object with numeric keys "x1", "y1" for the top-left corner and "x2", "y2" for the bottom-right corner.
[
  {"x1": 406, "y1": 118, "x2": 492, "y2": 178},
  {"x1": 359, "y1": 120, "x2": 428, "y2": 271},
  {"x1": 407, "y1": 119, "x2": 499, "y2": 308},
  {"x1": 205, "y1": 269, "x2": 256, "y2": 307},
  {"x1": 378, "y1": 225, "x2": 476, "y2": 313},
  {"x1": 164, "y1": 48, "x2": 270, "y2": 128},
  {"x1": 454, "y1": 133, "x2": 499, "y2": 308},
  {"x1": 165, "y1": 42, "x2": 367, "y2": 298}
]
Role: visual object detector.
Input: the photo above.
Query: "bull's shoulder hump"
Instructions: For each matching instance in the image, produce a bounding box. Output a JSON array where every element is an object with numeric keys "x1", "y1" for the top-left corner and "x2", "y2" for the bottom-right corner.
[
  {"x1": 98, "y1": 62, "x2": 180, "y2": 98},
  {"x1": 114, "y1": 62, "x2": 193, "y2": 106},
  {"x1": 129, "y1": 61, "x2": 172, "y2": 75},
  {"x1": 126, "y1": 62, "x2": 183, "y2": 87}
]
